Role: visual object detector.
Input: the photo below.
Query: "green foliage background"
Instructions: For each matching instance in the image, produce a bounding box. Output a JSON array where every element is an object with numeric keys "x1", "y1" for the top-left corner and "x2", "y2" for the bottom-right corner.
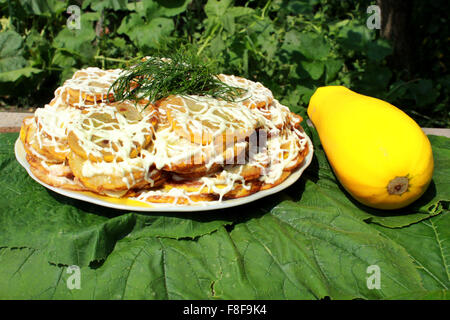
[{"x1": 0, "y1": 0, "x2": 448, "y2": 127}]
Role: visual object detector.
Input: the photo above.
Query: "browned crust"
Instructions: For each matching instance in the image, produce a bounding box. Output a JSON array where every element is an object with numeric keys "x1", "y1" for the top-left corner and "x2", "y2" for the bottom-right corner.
[{"x1": 18, "y1": 70, "x2": 310, "y2": 203}]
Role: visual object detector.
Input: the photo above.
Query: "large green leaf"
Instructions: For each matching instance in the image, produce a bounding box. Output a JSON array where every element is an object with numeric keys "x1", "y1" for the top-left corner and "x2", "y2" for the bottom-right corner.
[
  {"x1": 18, "y1": 0, "x2": 66, "y2": 16},
  {"x1": 0, "y1": 230, "x2": 241, "y2": 299},
  {"x1": 127, "y1": 0, "x2": 191, "y2": 19},
  {"x1": 218, "y1": 200, "x2": 424, "y2": 299},
  {"x1": 301, "y1": 125, "x2": 450, "y2": 228},
  {"x1": 367, "y1": 39, "x2": 393, "y2": 62},
  {"x1": 281, "y1": 31, "x2": 331, "y2": 60},
  {"x1": 387, "y1": 289, "x2": 449, "y2": 300},
  {"x1": 281, "y1": 30, "x2": 302, "y2": 54},
  {"x1": 83, "y1": 0, "x2": 128, "y2": 12},
  {"x1": 150, "y1": 0, "x2": 192, "y2": 18},
  {"x1": 301, "y1": 60, "x2": 324, "y2": 80},
  {"x1": 297, "y1": 33, "x2": 331, "y2": 61},
  {"x1": 0, "y1": 214, "x2": 425, "y2": 299},
  {"x1": 0, "y1": 129, "x2": 449, "y2": 299},
  {"x1": 337, "y1": 23, "x2": 373, "y2": 51},
  {"x1": 252, "y1": 18, "x2": 278, "y2": 59},
  {"x1": 0, "y1": 67, "x2": 41, "y2": 82},
  {"x1": 0, "y1": 247, "x2": 67, "y2": 299},
  {"x1": 0, "y1": 133, "x2": 233, "y2": 267},
  {"x1": 117, "y1": 14, "x2": 174, "y2": 50},
  {"x1": 284, "y1": 0, "x2": 319, "y2": 14},
  {"x1": 204, "y1": 0, "x2": 234, "y2": 18},
  {"x1": 325, "y1": 59, "x2": 344, "y2": 83},
  {"x1": 52, "y1": 13, "x2": 98, "y2": 60},
  {"x1": 0, "y1": 30, "x2": 42, "y2": 82},
  {"x1": 374, "y1": 211, "x2": 450, "y2": 291},
  {"x1": 0, "y1": 31, "x2": 24, "y2": 60}
]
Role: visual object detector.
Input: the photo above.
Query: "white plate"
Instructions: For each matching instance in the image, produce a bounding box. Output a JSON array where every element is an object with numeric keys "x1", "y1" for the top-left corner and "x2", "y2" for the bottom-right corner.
[{"x1": 15, "y1": 136, "x2": 313, "y2": 212}]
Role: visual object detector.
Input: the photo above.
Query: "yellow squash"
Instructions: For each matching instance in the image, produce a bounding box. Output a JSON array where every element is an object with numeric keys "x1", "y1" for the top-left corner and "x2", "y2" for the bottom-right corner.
[{"x1": 307, "y1": 86, "x2": 434, "y2": 210}]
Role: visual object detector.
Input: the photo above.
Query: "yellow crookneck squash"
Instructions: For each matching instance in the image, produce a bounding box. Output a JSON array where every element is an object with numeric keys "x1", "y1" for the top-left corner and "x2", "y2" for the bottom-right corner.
[{"x1": 307, "y1": 86, "x2": 434, "y2": 210}]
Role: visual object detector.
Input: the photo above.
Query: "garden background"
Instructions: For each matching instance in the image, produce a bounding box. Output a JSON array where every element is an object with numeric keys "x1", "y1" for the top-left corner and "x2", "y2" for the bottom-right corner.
[{"x1": 0, "y1": 0, "x2": 448, "y2": 128}]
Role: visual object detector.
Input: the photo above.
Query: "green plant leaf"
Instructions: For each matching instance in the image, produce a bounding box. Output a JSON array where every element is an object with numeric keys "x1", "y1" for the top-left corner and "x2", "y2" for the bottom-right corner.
[
  {"x1": 0, "y1": 67, "x2": 42, "y2": 82},
  {"x1": 281, "y1": 30, "x2": 302, "y2": 54},
  {"x1": 0, "y1": 133, "x2": 234, "y2": 267},
  {"x1": 205, "y1": 0, "x2": 233, "y2": 18},
  {"x1": 0, "y1": 30, "x2": 24, "y2": 59},
  {"x1": 52, "y1": 50, "x2": 76, "y2": 69},
  {"x1": 118, "y1": 14, "x2": 174, "y2": 50},
  {"x1": 127, "y1": 0, "x2": 191, "y2": 19},
  {"x1": 337, "y1": 23, "x2": 373, "y2": 51},
  {"x1": 0, "y1": 247, "x2": 69, "y2": 299},
  {"x1": 18, "y1": 0, "x2": 56, "y2": 16},
  {"x1": 52, "y1": 14, "x2": 98, "y2": 61},
  {"x1": 0, "y1": 207, "x2": 427, "y2": 299},
  {"x1": 220, "y1": 13, "x2": 235, "y2": 34},
  {"x1": 282, "y1": 84, "x2": 315, "y2": 111},
  {"x1": 0, "y1": 30, "x2": 42, "y2": 84},
  {"x1": 367, "y1": 39, "x2": 393, "y2": 62},
  {"x1": 297, "y1": 32, "x2": 331, "y2": 60},
  {"x1": 374, "y1": 211, "x2": 449, "y2": 291},
  {"x1": 216, "y1": 200, "x2": 424, "y2": 299},
  {"x1": 386, "y1": 289, "x2": 449, "y2": 300},
  {"x1": 355, "y1": 65, "x2": 392, "y2": 100},
  {"x1": 281, "y1": 31, "x2": 330, "y2": 67},
  {"x1": 301, "y1": 60, "x2": 324, "y2": 80},
  {"x1": 408, "y1": 79, "x2": 439, "y2": 108},
  {"x1": 285, "y1": 0, "x2": 318, "y2": 14},
  {"x1": 153, "y1": 0, "x2": 193, "y2": 17},
  {"x1": 302, "y1": 125, "x2": 450, "y2": 228},
  {"x1": 325, "y1": 59, "x2": 343, "y2": 83},
  {"x1": 83, "y1": 0, "x2": 128, "y2": 11},
  {"x1": 0, "y1": 229, "x2": 245, "y2": 299},
  {"x1": 0, "y1": 129, "x2": 449, "y2": 299},
  {"x1": 226, "y1": 6, "x2": 254, "y2": 18},
  {"x1": 0, "y1": 30, "x2": 27, "y2": 74}
]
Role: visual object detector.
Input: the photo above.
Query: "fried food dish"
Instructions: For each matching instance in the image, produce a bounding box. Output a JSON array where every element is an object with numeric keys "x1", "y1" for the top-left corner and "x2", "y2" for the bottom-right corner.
[{"x1": 20, "y1": 65, "x2": 309, "y2": 205}]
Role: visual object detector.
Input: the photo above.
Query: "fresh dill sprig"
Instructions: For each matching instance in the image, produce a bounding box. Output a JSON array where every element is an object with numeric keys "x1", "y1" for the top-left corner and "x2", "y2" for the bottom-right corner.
[{"x1": 109, "y1": 50, "x2": 246, "y2": 104}]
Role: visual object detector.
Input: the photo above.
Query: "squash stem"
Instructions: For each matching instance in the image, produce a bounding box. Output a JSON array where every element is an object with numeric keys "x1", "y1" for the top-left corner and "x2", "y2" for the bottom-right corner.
[{"x1": 387, "y1": 176, "x2": 409, "y2": 195}]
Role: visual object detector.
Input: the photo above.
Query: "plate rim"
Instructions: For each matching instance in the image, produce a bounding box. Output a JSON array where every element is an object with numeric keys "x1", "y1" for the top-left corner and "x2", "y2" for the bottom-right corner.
[{"x1": 14, "y1": 136, "x2": 313, "y2": 212}]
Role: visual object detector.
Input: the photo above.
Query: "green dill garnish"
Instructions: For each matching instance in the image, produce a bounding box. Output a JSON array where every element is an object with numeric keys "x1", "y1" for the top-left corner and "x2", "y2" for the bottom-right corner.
[{"x1": 109, "y1": 51, "x2": 246, "y2": 104}]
